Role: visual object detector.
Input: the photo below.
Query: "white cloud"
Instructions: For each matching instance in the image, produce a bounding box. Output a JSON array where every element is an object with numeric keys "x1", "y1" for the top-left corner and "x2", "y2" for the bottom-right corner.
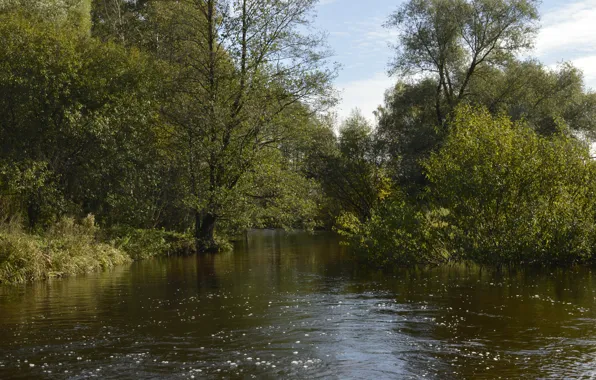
[
  {"x1": 536, "y1": 1, "x2": 596, "y2": 56},
  {"x1": 335, "y1": 72, "x2": 395, "y2": 123},
  {"x1": 570, "y1": 55, "x2": 596, "y2": 91},
  {"x1": 535, "y1": 0, "x2": 596, "y2": 90},
  {"x1": 351, "y1": 18, "x2": 399, "y2": 52}
]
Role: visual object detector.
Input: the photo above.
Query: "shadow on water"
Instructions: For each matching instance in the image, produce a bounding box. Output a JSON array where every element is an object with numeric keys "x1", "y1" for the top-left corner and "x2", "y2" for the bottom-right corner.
[{"x1": 1, "y1": 230, "x2": 596, "y2": 379}]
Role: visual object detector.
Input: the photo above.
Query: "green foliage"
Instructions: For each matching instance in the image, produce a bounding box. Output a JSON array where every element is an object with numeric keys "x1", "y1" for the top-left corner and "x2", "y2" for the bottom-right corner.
[
  {"x1": 376, "y1": 61, "x2": 596, "y2": 193},
  {"x1": 3, "y1": 0, "x2": 596, "y2": 278},
  {"x1": 468, "y1": 60, "x2": 596, "y2": 136},
  {"x1": 343, "y1": 106, "x2": 596, "y2": 267},
  {"x1": 0, "y1": 215, "x2": 130, "y2": 284},
  {"x1": 107, "y1": 226, "x2": 194, "y2": 260},
  {"x1": 0, "y1": 0, "x2": 92, "y2": 32},
  {"x1": 91, "y1": 0, "x2": 150, "y2": 45},
  {"x1": 238, "y1": 149, "x2": 324, "y2": 231},
  {"x1": 335, "y1": 192, "x2": 452, "y2": 267},
  {"x1": 375, "y1": 79, "x2": 444, "y2": 190},
  {"x1": 386, "y1": 0, "x2": 539, "y2": 126},
  {"x1": 0, "y1": 161, "x2": 68, "y2": 229},
  {"x1": 155, "y1": 0, "x2": 336, "y2": 251},
  {"x1": 308, "y1": 111, "x2": 389, "y2": 223},
  {"x1": 0, "y1": 10, "x2": 167, "y2": 229},
  {"x1": 0, "y1": 1, "x2": 335, "y2": 265},
  {"x1": 422, "y1": 106, "x2": 596, "y2": 265}
]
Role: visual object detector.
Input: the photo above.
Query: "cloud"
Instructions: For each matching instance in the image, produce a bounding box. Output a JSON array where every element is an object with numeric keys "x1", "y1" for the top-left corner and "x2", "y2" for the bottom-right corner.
[
  {"x1": 335, "y1": 72, "x2": 395, "y2": 123},
  {"x1": 351, "y1": 18, "x2": 399, "y2": 51},
  {"x1": 536, "y1": 0, "x2": 596, "y2": 57},
  {"x1": 569, "y1": 55, "x2": 596, "y2": 91},
  {"x1": 535, "y1": 0, "x2": 596, "y2": 89}
]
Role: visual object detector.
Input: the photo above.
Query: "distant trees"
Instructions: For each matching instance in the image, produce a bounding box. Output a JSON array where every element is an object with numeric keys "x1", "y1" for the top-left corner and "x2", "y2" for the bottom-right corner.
[{"x1": 308, "y1": 111, "x2": 388, "y2": 223}]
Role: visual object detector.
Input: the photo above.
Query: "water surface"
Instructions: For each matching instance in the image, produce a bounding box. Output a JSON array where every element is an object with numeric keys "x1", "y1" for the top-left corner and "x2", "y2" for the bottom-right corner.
[{"x1": 1, "y1": 230, "x2": 596, "y2": 379}]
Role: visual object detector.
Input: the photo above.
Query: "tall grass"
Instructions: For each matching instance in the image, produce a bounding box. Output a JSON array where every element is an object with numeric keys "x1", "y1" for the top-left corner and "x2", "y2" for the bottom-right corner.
[{"x1": 0, "y1": 215, "x2": 131, "y2": 284}]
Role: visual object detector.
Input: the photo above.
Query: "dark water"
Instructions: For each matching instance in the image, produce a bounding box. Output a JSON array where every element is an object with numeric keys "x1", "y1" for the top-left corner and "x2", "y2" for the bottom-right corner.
[{"x1": 1, "y1": 231, "x2": 596, "y2": 379}]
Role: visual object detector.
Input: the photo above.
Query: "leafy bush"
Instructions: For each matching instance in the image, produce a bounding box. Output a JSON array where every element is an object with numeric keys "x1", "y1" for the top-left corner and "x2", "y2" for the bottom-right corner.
[
  {"x1": 335, "y1": 191, "x2": 452, "y2": 266},
  {"x1": 423, "y1": 106, "x2": 596, "y2": 265},
  {"x1": 0, "y1": 160, "x2": 70, "y2": 229},
  {"x1": 107, "y1": 226, "x2": 194, "y2": 260},
  {"x1": 341, "y1": 106, "x2": 596, "y2": 267}
]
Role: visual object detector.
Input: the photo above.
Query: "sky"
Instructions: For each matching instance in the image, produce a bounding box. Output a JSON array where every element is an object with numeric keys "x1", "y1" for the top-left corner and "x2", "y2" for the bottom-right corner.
[{"x1": 312, "y1": 0, "x2": 596, "y2": 123}]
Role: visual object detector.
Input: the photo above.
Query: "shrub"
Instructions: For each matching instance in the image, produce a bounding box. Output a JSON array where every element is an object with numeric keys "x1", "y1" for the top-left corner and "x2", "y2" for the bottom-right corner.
[
  {"x1": 107, "y1": 226, "x2": 194, "y2": 260},
  {"x1": 423, "y1": 106, "x2": 596, "y2": 265},
  {"x1": 341, "y1": 106, "x2": 596, "y2": 267},
  {"x1": 335, "y1": 191, "x2": 453, "y2": 267}
]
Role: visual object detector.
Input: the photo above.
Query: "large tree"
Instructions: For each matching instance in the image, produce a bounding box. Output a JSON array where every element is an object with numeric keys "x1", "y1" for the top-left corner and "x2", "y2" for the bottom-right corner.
[
  {"x1": 385, "y1": 0, "x2": 539, "y2": 126},
  {"x1": 157, "y1": 0, "x2": 335, "y2": 251}
]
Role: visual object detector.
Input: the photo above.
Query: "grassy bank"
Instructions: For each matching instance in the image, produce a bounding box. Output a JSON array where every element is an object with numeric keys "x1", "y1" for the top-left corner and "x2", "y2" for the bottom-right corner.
[
  {"x1": 0, "y1": 215, "x2": 130, "y2": 284},
  {"x1": 0, "y1": 215, "x2": 195, "y2": 284}
]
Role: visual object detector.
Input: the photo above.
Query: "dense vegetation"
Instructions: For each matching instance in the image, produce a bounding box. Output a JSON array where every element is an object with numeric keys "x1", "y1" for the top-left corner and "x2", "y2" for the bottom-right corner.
[
  {"x1": 0, "y1": 0, "x2": 338, "y2": 283},
  {"x1": 1, "y1": 0, "x2": 596, "y2": 283},
  {"x1": 335, "y1": 0, "x2": 596, "y2": 267}
]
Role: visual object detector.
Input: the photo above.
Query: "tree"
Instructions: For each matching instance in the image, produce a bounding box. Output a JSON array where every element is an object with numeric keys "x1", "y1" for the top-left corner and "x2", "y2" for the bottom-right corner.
[
  {"x1": 0, "y1": 10, "x2": 164, "y2": 229},
  {"x1": 91, "y1": 0, "x2": 148, "y2": 44},
  {"x1": 375, "y1": 79, "x2": 441, "y2": 189},
  {"x1": 376, "y1": 60, "x2": 596, "y2": 190},
  {"x1": 468, "y1": 60, "x2": 596, "y2": 136},
  {"x1": 158, "y1": 0, "x2": 336, "y2": 251},
  {"x1": 307, "y1": 110, "x2": 388, "y2": 223},
  {"x1": 385, "y1": 0, "x2": 539, "y2": 126}
]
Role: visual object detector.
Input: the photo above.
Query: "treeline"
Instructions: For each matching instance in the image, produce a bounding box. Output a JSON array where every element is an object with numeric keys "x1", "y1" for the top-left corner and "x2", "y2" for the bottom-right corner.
[
  {"x1": 332, "y1": 0, "x2": 596, "y2": 266},
  {"x1": 2, "y1": 0, "x2": 596, "y2": 284},
  {"x1": 0, "y1": 0, "x2": 342, "y2": 283}
]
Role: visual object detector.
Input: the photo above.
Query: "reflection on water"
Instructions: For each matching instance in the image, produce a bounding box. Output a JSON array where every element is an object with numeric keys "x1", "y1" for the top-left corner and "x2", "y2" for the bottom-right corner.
[{"x1": 1, "y1": 230, "x2": 596, "y2": 379}]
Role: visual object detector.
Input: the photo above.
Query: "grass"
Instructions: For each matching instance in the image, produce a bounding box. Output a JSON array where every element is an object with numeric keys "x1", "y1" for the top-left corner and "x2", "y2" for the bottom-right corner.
[{"x1": 0, "y1": 215, "x2": 131, "y2": 284}]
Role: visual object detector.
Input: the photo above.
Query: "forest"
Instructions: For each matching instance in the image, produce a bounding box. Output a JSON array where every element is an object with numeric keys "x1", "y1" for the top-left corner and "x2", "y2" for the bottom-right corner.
[{"x1": 1, "y1": 0, "x2": 596, "y2": 284}]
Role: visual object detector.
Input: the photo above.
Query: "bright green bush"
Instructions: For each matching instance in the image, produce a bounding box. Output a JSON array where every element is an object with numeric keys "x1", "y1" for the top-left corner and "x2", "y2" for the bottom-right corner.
[
  {"x1": 423, "y1": 106, "x2": 596, "y2": 265},
  {"x1": 335, "y1": 191, "x2": 453, "y2": 266}
]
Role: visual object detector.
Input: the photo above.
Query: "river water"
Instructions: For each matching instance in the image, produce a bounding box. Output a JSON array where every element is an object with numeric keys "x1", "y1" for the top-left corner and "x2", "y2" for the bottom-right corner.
[{"x1": 1, "y1": 230, "x2": 596, "y2": 379}]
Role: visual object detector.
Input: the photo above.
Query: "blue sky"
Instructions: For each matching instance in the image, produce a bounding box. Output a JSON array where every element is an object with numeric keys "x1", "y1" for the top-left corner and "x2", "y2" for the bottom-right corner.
[{"x1": 312, "y1": 0, "x2": 596, "y2": 122}]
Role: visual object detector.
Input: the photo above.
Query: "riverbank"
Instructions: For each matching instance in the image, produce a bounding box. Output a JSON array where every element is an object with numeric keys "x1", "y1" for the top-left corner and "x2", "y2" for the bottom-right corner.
[{"x1": 0, "y1": 215, "x2": 194, "y2": 284}]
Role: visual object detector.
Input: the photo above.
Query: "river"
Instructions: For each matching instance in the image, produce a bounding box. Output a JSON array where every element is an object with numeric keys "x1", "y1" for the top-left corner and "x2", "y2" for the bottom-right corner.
[{"x1": 1, "y1": 230, "x2": 596, "y2": 379}]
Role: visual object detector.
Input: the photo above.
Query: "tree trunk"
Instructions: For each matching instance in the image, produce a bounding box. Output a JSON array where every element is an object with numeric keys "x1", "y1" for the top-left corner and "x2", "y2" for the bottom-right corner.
[{"x1": 195, "y1": 211, "x2": 217, "y2": 253}]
